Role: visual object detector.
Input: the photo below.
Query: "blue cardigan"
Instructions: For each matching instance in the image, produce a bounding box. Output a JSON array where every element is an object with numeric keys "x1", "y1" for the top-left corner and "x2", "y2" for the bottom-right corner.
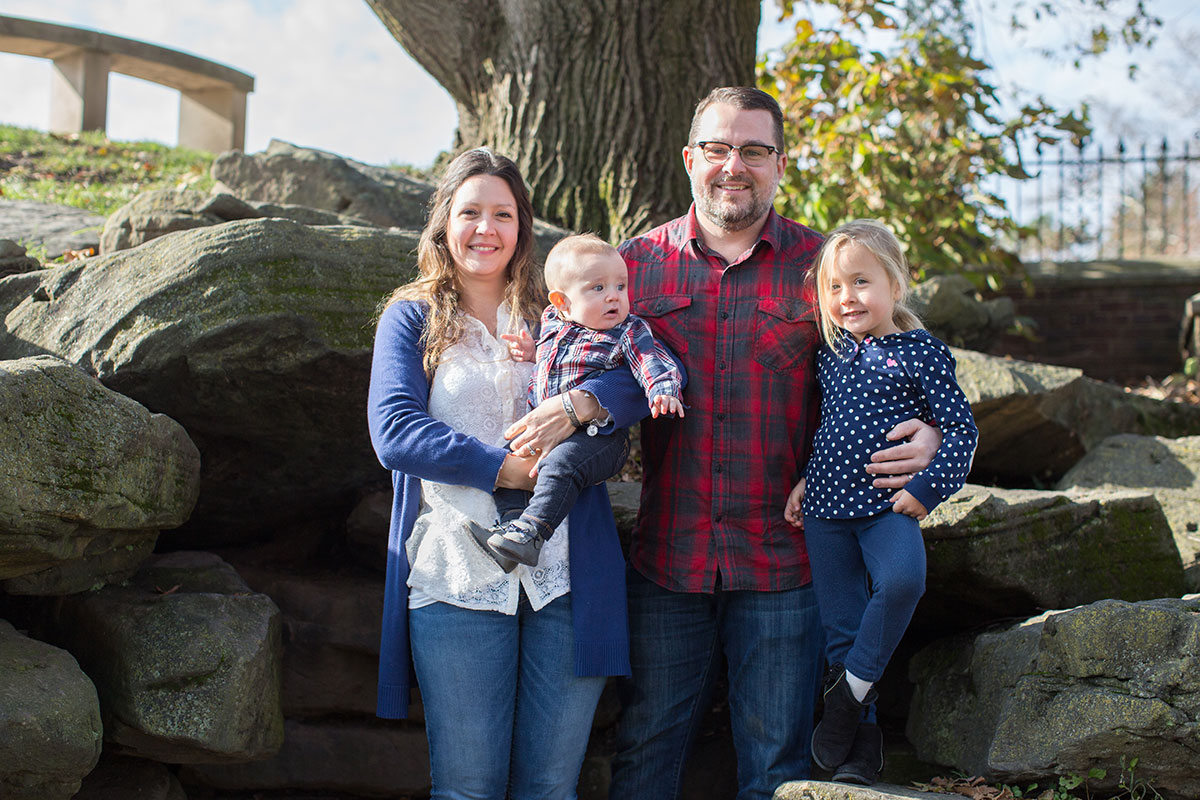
[{"x1": 367, "y1": 300, "x2": 663, "y2": 719}]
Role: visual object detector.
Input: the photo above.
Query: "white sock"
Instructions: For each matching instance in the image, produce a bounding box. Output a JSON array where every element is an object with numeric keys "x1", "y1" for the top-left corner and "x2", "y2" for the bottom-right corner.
[{"x1": 845, "y1": 669, "x2": 873, "y2": 703}]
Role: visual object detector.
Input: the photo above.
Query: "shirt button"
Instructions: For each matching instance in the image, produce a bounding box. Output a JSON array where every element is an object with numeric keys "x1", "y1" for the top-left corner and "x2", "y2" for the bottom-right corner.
[
  {"x1": 716, "y1": 412, "x2": 726, "y2": 421},
  {"x1": 715, "y1": 514, "x2": 723, "y2": 522},
  {"x1": 715, "y1": 463, "x2": 723, "y2": 473},
  {"x1": 719, "y1": 361, "x2": 727, "y2": 370},
  {"x1": 720, "y1": 311, "x2": 729, "y2": 320}
]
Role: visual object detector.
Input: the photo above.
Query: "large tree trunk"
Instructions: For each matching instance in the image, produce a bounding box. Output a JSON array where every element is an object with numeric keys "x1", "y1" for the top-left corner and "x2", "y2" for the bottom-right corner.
[{"x1": 366, "y1": 0, "x2": 760, "y2": 241}]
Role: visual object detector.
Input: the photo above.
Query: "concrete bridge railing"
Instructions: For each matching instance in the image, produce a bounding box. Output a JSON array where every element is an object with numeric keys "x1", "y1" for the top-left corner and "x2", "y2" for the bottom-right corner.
[{"x1": 0, "y1": 14, "x2": 254, "y2": 153}]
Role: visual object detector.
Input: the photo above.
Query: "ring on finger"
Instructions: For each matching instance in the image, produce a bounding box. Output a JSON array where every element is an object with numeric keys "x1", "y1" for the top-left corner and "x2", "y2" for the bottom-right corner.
[{"x1": 527, "y1": 444, "x2": 537, "y2": 456}]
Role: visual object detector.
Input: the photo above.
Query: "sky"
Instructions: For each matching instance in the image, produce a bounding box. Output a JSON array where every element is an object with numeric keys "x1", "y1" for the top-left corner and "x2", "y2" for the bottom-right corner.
[{"x1": 1, "y1": 1, "x2": 1197, "y2": 169}]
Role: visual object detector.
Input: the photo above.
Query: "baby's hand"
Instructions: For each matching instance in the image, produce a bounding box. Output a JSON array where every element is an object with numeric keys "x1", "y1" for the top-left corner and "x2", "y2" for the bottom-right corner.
[
  {"x1": 890, "y1": 489, "x2": 928, "y2": 521},
  {"x1": 650, "y1": 395, "x2": 685, "y2": 418},
  {"x1": 783, "y1": 478, "x2": 805, "y2": 528},
  {"x1": 500, "y1": 329, "x2": 536, "y2": 362}
]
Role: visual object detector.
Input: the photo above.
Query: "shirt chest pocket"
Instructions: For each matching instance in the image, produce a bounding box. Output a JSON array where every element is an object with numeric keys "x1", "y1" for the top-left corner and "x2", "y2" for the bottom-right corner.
[
  {"x1": 753, "y1": 297, "x2": 818, "y2": 373},
  {"x1": 631, "y1": 294, "x2": 691, "y2": 357}
]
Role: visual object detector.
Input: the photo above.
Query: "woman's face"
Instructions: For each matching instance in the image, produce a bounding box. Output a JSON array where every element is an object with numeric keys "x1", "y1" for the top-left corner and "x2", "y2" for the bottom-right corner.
[{"x1": 446, "y1": 174, "x2": 520, "y2": 289}]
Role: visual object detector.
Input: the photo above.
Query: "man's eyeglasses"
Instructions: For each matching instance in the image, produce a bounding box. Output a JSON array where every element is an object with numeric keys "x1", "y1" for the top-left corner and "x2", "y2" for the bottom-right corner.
[{"x1": 693, "y1": 141, "x2": 779, "y2": 166}]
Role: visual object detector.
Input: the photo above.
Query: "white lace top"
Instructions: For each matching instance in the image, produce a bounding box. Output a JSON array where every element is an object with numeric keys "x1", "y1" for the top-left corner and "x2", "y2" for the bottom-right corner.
[{"x1": 406, "y1": 304, "x2": 571, "y2": 614}]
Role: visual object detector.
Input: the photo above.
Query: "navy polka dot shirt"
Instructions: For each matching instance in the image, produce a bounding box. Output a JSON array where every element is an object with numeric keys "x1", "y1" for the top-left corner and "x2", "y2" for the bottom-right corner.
[{"x1": 802, "y1": 328, "x2": 978, "y2": 519}]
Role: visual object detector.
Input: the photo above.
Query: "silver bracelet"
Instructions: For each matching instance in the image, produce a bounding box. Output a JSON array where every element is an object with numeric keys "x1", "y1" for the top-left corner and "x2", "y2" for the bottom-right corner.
[{"x1": 561, "y1": 392, "x2": 583, "y2": 427}]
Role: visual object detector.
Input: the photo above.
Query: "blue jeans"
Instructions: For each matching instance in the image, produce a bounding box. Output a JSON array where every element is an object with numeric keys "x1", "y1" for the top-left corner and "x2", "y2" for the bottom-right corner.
[
  {"x1": 495, "y1": 428, "x2": 630, "y2": 538},
  {"x1": 609, "y1": 567, "x2": 824, "y2": 800},
  {"x1": 409, "y1": 594, "x2": 606, "y2": 800},
  {"x1": 803, "y1": 512, "x2": 926, "y2": 683}
]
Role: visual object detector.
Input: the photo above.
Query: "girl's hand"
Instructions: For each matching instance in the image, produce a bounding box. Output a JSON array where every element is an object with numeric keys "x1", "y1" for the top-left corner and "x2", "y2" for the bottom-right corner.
[
  {"x1": 867, "y1": 418, "x2": 942, "y2": 489},
  {"x1": 783, "y1": 477, "x2": 806, "y2": 528},
  {"x1": 499, "y1": 329, "x2": 536, "y2": 362},
  {"x1": 650, "y1": 395, "x2": 684, "y2": 418},
  {"x1": 496, "y1": 453, "x2": 538, "y2": 491},
  {"x1": 890, "y1": 489, "x2": 928, "y2": 520},
  {"x1": 505, "y1": 390, "x2": 600, "y2": 476}
]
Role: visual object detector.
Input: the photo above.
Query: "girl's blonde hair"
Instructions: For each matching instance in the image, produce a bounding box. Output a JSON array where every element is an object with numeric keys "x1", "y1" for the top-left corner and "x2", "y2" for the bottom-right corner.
[
  {"x1": 811, "y1": 219, "x2": 923, "y2": 347},
  {"x1": 382, "y1": 148, "x2": 546, "y2": 376}
]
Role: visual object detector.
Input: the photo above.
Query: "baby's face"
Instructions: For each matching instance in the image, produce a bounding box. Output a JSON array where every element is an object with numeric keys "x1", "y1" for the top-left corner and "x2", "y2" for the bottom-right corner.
[{"x1": 555, "y1": 251, "x2": 630, "y2": 331}]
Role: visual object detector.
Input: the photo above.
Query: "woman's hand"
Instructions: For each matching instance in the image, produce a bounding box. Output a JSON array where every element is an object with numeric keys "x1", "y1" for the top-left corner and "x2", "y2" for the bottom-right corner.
[
  {"x1": 496, "y1": 453, "x2": 538, "y2": 490},
  {"x1": 504, "y1": 390, "x2": 601, "y2": 476},
  {"x1": 866, "y1": 418, "x2": 942, "y2": 489}
]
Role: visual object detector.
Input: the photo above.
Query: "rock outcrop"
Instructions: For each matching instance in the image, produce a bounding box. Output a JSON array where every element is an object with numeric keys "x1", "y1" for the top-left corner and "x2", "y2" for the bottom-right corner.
[
  {"x1": 232, "y1": 564, "x2": 384, "y2": 718},
  {"x1": 0, "y1": 355, "x2": 200, "y2": 594},
  {"x1": 99, "y1": 187, "x2": 371, "y2": 254},
  {"x1": 181, "y1": 718, "x2": 431, "y2": 797},
  {"x1": 0, "y1": 239, "x2": 42, "y2": 277},
  {"x1": 0, "y1": 219, "x2": 418, "y2": 543},
  {"x1": 0, "y1": 620, "x2": 102, "y2": 800},
  {"x1": 954, "y1": 349, "x2": 1200, "y2": 485},
  {"x1": 25, "y1": 552, "x2": 283, "y2": 763},
  {"x1": 211, "y1": 139, "x2": 433, "y2": 228},
  {"x1": 1058, "y1": 434, "x2": 1200, "y2": 589},
  {"x1": 344, "y1": 488, "x2": 391, "y2": 571},
  {"x1": 908, "y1": 595, "x2": 1200, "y2": 800},
  {"x1": 74, "y1": 754, "x2": 187, "y2": 800},
  {"x1": 911, "y1": 274, "x2": 1015, "y2": 351},
  {"x1": 0, "y1": 199, "x2": 103, "y2": 259},
  {"x1": 210, "y1": 140, "x2": 570, "y2": 255},
  {"x1": 917, "y1": 485, "x2": 1187, "y2": 636},
  {"x1": 774, "y1": 782, "x2": 945, "y2": 799}
]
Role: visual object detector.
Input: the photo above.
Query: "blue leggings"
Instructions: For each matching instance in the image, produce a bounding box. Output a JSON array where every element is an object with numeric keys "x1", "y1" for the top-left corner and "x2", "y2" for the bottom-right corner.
[{"x1": 802, "y1": 511, "x2": 926, "y2": 684}]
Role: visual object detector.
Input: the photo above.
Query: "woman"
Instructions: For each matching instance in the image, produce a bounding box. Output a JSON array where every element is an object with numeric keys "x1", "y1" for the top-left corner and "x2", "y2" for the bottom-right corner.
[{"x1": 367, "y1": 148, "x2": 650, "y2": 799}]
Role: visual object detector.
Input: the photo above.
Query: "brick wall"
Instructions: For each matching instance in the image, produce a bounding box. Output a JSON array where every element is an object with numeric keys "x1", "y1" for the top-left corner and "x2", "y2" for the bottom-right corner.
[{"x1": 983, "y1": 260, "x2": 1200, "y2": 382}]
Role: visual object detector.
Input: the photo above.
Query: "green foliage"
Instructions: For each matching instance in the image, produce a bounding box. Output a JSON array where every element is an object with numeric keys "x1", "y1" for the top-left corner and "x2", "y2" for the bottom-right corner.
[
  {"x1": 997, "y1": 758, "x2": 1168, "y2": 800},
  {"x1": 0, "y1": 125, "x2": 215, "y2": 217},
  {"x1": 1114, "y1": 757, "x2": 1166, "y2": 800},
  {"x1": 759, "y1": 3, "x2": 1100, "y2": 289}
]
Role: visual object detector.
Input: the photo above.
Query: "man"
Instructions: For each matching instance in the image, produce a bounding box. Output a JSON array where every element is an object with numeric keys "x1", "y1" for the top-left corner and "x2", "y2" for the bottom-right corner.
[{"x1": 607, "y1": 86, "x2": 940, "y2": 799}]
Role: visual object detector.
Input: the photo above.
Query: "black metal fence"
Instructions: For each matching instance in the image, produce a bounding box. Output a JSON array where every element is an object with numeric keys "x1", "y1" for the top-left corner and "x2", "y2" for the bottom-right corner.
[{"x1": 998, "y1": 137, "x2": 1200, "y2": 262}]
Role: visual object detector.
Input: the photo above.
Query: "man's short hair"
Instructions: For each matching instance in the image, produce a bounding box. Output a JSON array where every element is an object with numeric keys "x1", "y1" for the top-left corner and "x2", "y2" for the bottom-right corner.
[
  {"x1": 688, "y1": 86, "x2": 785, "y2": 152},
  {"x1": 544, "y1": 233, "x2": 619, "y2": 290}
]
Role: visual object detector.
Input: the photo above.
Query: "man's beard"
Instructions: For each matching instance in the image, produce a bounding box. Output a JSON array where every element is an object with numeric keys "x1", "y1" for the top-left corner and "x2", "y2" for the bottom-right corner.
[{"x1": 695, "y1": 179, "x2": 773, "y2": 232}]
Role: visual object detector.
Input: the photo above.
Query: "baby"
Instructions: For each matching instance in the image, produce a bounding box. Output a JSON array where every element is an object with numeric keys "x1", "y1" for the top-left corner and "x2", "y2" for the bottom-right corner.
[{"x1": 471, "y1": 233, "x2": 684, "y2": 569}]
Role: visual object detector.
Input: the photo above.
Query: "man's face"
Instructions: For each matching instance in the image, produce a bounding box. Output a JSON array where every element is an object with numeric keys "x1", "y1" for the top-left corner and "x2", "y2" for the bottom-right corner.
[{"x1": 683, "y1": 104, "x2": 785, "y2": 233}]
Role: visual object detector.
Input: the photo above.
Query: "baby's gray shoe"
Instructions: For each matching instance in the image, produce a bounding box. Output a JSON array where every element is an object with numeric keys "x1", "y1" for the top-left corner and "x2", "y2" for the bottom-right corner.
[
  {"x1": 487, "y1": 521, "x2": 544, "y2": 567},
  {"x1": 468, "y1": 521, "x2": 518, "y2": 573}
]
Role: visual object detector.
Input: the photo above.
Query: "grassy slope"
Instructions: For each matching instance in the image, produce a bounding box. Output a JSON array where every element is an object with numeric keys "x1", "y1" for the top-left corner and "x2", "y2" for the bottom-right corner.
[{"x1": 0, "y1": 124, "x2": 215, "y2": 218}]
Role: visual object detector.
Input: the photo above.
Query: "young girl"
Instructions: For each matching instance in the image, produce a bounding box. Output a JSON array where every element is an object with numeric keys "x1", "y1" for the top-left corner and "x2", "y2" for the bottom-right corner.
[{"x1": 784, "y1": 219, "x2": 978, "y2": 785}]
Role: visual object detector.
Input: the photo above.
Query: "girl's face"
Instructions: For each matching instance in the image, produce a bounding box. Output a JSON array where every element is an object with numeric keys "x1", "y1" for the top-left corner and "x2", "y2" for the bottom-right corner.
[
  {"x1": 824, "y1": 243, "x2": 902, "y2": 341},
  {"x1": 446, "y1": 174, "x2": 519, "y2": 290}
]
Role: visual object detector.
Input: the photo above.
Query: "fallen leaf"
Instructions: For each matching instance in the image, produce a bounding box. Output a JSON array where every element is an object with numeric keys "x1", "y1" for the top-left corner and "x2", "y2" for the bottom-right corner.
[
  {"x1": 63, "y1": 247, "x2": 96, "y2": 262},
  {"x1": 912, "y1": 776, "x2": 1016, "y2": 800}
]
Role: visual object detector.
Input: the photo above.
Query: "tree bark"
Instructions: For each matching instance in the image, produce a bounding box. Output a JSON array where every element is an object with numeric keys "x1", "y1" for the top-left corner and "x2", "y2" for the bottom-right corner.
[{"x1": 366, "y1": 0, "x2": 760, "y2": 240}]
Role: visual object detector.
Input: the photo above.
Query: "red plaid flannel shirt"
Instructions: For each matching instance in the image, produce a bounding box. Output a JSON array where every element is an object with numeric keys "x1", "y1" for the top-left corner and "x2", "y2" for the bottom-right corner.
[{"x1": 620, "y1": 207, "x2": 824, "y2": 592}]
